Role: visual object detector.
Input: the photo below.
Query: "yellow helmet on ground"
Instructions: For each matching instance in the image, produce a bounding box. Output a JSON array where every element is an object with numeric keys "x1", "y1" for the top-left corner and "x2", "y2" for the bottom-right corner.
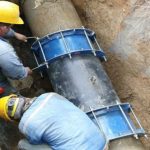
[
  {"x1": 0, "y1": 1, "x2": 24, "y2": 24},
  {"x1": 0, "y1": 94, "x2": 17, "y2": 121}
]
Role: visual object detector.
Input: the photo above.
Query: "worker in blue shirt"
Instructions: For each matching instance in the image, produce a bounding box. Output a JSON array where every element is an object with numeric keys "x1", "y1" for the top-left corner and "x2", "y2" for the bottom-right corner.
[
  {"x1": 0, "y1": 1, "x2": 32, "y2": 97},
  {"x1": 0, "y1": 92, "x2": 106, "y2": 150}
]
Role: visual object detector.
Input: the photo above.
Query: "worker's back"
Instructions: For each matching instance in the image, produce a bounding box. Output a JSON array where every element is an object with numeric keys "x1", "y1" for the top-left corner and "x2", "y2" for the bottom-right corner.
[
  {"x1": 0, "y1": 38, "x2": 16, "y2": 97},
  {"x1": 19, "y1": 93, "x2": 106, "y2": 150}
]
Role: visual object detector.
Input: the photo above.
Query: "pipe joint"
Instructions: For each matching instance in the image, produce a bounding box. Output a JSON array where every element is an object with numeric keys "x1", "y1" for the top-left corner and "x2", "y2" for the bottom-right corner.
[
  {"x1": 31, "y1": 28, "x2": 106, "y2": 71},
  {"x1": 87, "y1": 103, "x2": 146, "y2": 141}
]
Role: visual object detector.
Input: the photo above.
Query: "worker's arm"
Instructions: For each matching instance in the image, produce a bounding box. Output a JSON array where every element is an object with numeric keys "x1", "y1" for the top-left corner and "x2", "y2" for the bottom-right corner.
[
  {"x1": 14, "y1": 32, "x2": 27, "y2": 42},
  {"x1": 5, "y1": 28, "x2": 27, "y2": 42},
  {"x1": 0, "y1": 41, "x2": 32, "y2": 79}
]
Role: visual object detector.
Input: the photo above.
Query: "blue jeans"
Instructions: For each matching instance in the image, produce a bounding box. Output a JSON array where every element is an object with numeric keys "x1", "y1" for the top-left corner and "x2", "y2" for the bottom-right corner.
[{"x1": 18, "y1": 139, "x2": 52, "y2": 150}]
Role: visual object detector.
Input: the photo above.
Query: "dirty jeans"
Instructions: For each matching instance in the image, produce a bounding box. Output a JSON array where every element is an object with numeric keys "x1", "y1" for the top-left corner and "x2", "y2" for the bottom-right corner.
[{"x1": 18, "y1": 139, "x2": 52, "y2": 150}]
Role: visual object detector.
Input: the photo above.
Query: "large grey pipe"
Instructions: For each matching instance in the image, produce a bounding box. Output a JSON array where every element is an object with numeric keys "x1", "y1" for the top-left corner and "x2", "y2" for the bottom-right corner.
[{"x1": 23, "y1": 0, "x2": 145, "y2": 149}]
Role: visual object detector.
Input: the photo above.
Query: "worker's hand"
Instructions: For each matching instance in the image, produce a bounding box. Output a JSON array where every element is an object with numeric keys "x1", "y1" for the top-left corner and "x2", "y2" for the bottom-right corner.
[
  {"x1": 14, "y1": 32, "x2": 28, "y2": 42},
  {"x1": 26, "y1": 67, "x2": 33, "y2": 75}
]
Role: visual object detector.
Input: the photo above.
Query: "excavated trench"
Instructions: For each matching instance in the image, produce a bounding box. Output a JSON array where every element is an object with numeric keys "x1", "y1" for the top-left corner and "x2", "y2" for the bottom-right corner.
[{"x1": 0, "y1": 0, "x2": 150, "y2": 149}]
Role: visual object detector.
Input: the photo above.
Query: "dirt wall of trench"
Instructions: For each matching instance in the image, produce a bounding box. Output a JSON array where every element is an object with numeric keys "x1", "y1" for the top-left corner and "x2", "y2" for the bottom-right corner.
[{"x1": 72, "y1": 0, "x2": 150, "y2": 149}]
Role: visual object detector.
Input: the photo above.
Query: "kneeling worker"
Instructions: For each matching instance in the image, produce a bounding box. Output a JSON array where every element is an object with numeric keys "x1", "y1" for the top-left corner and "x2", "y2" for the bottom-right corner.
[
  {"x1": 0, "y1": 92, "x2": 106, "y2": 150},
  {"x1": 0, "y1": 1, "x2": 32, "y2": 97}
]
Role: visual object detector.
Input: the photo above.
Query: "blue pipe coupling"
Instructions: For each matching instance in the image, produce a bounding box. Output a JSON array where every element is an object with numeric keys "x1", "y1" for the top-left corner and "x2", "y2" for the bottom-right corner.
[
  {"x1": 31, "y1": 27, "x2": 106, "y2": 71},
  {"x1": 87, "y1": 103, "x2": 146, "y2": 141}
]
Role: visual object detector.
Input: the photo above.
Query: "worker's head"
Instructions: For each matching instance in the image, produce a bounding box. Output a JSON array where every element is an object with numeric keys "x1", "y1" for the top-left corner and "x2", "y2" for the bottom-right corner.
[
  {"x1": 0, "y1": 1, "x2": 23, "y2": 36},
  {"x1": 0, "y1": 94, "x2": 28, "y2": 121}
]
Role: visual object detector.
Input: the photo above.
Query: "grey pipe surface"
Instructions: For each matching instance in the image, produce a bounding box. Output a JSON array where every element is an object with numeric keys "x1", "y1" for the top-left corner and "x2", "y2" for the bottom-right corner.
[
  {"x1": 23, "y1": 0, "x2": 82, "y2": 37},
  {"x1": 23, "y1": 0, "x2": 145, "y2": 149},
  {"x1": 47, "y1": 55, "x2": 120, "y2": 112}
]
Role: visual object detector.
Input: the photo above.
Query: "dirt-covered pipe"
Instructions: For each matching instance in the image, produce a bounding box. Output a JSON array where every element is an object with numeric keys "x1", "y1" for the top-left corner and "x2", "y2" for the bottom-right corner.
[
  {"x1": 23, "y1": 0, "x2": 82, "y2": 37},
  {"x1": 22, "y1": 0, "x2": 145, "y2": 149}
]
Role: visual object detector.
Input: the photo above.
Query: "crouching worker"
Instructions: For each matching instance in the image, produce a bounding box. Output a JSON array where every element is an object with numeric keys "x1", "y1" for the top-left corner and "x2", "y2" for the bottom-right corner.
[
  {"x1": 0, "y1": 93, "x2": 106, "y2": 150},
  {"x1": 0, "y1": 1, "x2": 32, "y2": 98}
]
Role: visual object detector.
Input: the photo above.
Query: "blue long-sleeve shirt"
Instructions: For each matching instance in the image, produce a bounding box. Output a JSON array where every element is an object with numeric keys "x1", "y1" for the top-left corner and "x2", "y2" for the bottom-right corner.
[
  {"x1": 0, "y1": 29, "x2": 28, "y2": 96},
  {"x1": 0, "y1": 29, "x2": 28, "y2": 80}
]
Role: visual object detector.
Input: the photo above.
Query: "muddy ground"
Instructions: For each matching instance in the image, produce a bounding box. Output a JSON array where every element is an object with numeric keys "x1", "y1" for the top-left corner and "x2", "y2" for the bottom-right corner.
[{"x1": 2, "y1": 0, "x2": 150, "y2": 149}]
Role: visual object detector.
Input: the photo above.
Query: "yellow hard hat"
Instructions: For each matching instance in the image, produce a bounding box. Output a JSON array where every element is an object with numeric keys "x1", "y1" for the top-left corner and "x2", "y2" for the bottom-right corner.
[
  {"x1": 0, "y1": 1, "x2": 24, "y2": 24},
  {"x1": 0, "y1": 94, "x2": 17, "y2": 121}
]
